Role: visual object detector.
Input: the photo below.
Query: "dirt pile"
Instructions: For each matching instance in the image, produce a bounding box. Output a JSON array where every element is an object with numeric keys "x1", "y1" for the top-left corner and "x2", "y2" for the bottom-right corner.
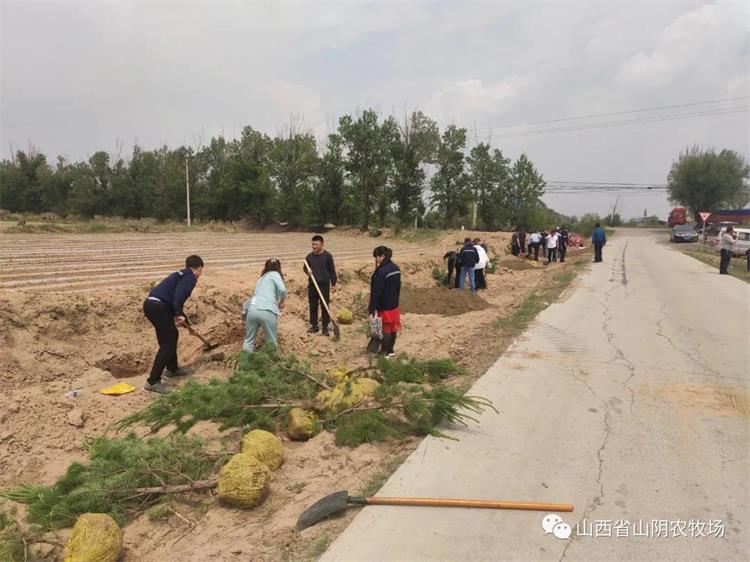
[
  {"x1": 497, "y1": 258, "x2": 538, "y2": 271},
  {"x1": 400, "y1": 286, "x2": 490, "y2": 316}
]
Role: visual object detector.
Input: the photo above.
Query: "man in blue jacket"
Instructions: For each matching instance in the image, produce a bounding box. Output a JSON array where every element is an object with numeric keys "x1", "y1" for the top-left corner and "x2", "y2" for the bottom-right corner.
[
  {"x1": 592, "y1": 223, "x2": 607, "y2": 262},
  {"x1": 458, "y1": 238, "x2": 480, "y2": 293},
  {"x1": 143, "y1": 255, "x2": 204, "y2": 394}
]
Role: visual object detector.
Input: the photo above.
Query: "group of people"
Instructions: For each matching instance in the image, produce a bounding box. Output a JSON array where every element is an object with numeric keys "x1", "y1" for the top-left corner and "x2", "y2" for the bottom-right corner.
[
  {"x1": 511, "y1": 226, "x2": 571, "y2": 264},
  {"x1": 444, "y1": 237, "x2": 490, "y2": 293},
  {"x1": 142, "y1": 235, "x2": 402, "y2": 394}
]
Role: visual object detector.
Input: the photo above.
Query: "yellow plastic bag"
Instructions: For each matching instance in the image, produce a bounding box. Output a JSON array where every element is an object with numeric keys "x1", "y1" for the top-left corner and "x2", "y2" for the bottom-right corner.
[{"x1": 99, "y1": 383, "x2": 136, "y2": 396}]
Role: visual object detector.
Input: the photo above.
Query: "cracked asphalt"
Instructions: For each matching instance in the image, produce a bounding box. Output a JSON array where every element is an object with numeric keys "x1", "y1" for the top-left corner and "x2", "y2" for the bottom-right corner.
[{"x1": 321, "y1": 230, "x2": 749, "y2": 562}]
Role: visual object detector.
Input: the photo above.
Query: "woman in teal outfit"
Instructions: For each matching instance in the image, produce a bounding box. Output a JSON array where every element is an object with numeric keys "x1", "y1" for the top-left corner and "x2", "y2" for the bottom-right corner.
[{"x1": 242, "y1": 259, "x2": 287, "y2": 352}]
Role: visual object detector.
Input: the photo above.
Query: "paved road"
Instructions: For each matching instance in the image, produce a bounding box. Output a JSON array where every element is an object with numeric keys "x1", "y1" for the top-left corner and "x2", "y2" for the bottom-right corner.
[{"x1": 322, "y1": 230, "x2": 749, "y2": 561}]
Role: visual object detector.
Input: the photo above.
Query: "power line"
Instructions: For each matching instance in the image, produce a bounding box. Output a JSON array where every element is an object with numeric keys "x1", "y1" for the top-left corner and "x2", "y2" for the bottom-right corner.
[
  {"x1": 482, "y1": 106, "x2": 747, "y2": 139},
  {"x1": 476, "y1": 96, "x2": 750, "y2": 131}
]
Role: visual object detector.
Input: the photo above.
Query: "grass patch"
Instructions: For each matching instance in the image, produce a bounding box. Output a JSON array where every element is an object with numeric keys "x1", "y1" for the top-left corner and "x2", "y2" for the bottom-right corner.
[
  {"x1": 680, "y1": 245, "x2": 750, "y2": 283},
  {"x1": 308, "y1": 534, "x2": 333, "y2": 559},
  {"x1": 493, "y1": 267, "x2": 580, "y2": 336},
  {"x1": 358, "y1": 456, "x2": 407, "y2": 497},
  {"x1": 1, "y1": 434, "x2": 222, "y2": 530}
]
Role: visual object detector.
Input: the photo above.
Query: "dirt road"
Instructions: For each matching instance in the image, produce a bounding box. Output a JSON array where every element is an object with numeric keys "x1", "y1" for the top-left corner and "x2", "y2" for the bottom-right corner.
[{"x1": 322, "y1": 229, "x2": 749, "y2": 561}]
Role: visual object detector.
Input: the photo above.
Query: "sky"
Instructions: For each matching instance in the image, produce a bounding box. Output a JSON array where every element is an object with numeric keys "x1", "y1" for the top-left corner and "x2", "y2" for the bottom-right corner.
[{"x1": 1, "y1": 0, "x2": 748, "y2": 219}]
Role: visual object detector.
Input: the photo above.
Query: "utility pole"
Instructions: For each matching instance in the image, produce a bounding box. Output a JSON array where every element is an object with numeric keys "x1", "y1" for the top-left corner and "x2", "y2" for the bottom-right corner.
[{"x1": 185, "y1": 155, "x2": 191, "y2": 227}]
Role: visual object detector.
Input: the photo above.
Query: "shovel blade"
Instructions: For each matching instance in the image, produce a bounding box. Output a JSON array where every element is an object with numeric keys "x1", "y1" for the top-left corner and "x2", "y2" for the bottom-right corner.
[
  {"x1": 296, "y1": 490, "x2": 350, "y2": 531},
  {"x1": 202, "y1": 342, "x2": 220, "y2": 352},
  {"x1": 332, "y1": 324, "x2": 341, "y2": 342}
]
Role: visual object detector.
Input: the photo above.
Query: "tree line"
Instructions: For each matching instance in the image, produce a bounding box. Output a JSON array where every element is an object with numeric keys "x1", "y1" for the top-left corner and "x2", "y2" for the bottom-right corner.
[{"x1": 0, "y1": 109, "x2": 554, "y2": 230}]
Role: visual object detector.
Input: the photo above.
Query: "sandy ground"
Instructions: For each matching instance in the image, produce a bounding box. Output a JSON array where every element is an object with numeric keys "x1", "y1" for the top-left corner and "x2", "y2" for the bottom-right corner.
[{"x1": 0, "y1": 229, "x2": 582, "y2": 561}]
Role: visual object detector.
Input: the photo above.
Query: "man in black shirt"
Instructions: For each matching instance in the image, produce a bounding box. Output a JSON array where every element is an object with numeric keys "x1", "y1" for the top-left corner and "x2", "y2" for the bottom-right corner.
[
  {"x1": 303, "y1": 235, "x2": 337, "y2": 336},
  {"x1": 143, "y1": 255, "x2": 204, "y2": 394}
]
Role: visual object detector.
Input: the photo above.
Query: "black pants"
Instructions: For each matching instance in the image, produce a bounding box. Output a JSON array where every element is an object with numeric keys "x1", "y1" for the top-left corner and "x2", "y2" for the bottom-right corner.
[
  {"x1": 594, "y1": 242, "x2": 604, "y2": 262},
  {"x1": 559, "y1": 245, "x2": 567, "y2": 262},
  {"x1": 511, "y1": 246, "x2": 520, "y2": 257},
  {"x1": 719, "y1": 249, "x2": 731, "y2": 274},
  {"x1": 475, "y1": 268, "x2": 487, "y2": 290},
  {"x1": 308, "y1": 281, "x2": 331, "y2": 327},
  {"x1": 529, "y1": 242, "x2": 540, "y2": 260},
  {"x1": 546, "y1": 248, "x2": 557, "y2": 263},
  {"x1": 144, "y1": 300, "x2": 178, "y2": 385},
  {"x1": 453, "y1": 263, "x2": 461, "y2": 288}
]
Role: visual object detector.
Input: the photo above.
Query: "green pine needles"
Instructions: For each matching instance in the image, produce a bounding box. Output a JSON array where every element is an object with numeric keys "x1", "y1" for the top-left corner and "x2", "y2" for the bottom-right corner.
[
  {"x1": 0, "y1": 434, "x2": 220, "y2": 530},
  {"x1": 118, "y1": 346, "x2": 494, "y2": 447}
]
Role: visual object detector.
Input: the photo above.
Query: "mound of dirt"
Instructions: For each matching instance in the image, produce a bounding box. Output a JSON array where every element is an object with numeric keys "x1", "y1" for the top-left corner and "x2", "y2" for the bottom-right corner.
[
  {"x1": 497, "y1": 258, "x2": 537, "y2": 271},
  {"x1": 400, "y1": 286, "x2": 490, "y2": 316}
]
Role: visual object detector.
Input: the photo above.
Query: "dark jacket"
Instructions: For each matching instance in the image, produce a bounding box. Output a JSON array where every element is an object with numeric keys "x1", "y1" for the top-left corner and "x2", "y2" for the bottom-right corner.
[
  {"x1": 148, "y1": 269, "x2": 197, "y2": 317},
  {"x1": 458, "y1": 243, "x2": 480, "y2": 268},
  {"x1": 304, "y1": 251, "x2": 337, "y2": 285},
  {"x1": 369, "y1": 260, "x2": 401, "y2": 314},
  {"x1": 592, "y1": 227, "x2": 607, "y2": 244},
  {"x1": 558, "y1": 229, "x2": 569, "y2": 247}
]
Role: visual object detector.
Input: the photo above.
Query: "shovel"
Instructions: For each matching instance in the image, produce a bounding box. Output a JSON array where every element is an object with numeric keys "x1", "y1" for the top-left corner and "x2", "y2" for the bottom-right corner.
[
  {"x1": 304, "y1": 259, "x2": 341, "y2": 342},
  {"x1": 296, "y1": 490, "x2": 574, "y2": 531},
  {"x1": 191, "y1": 330, "x2": 220, "y2": 352}
]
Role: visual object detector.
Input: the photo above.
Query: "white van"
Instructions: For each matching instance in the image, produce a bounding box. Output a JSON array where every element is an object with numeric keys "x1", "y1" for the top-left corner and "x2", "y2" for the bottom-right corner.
[{"x1": 716, "y1": 227, "x2": 750, "y2": 256}]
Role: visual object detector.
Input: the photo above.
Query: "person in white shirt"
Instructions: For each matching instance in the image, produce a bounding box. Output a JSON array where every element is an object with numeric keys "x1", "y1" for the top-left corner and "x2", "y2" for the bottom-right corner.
[
  {"x1": 528, "y1": 230, "x2": 542, "y2": 260},
  {"x1": 719, "y1": 227, "x2": 736, "y2": 275},
  {"x1": 473, "y1": 238, "x2": 490, "y2": 290},
  {"x1": 546, "y1": 229, "x2": 559, "y2": 264}
]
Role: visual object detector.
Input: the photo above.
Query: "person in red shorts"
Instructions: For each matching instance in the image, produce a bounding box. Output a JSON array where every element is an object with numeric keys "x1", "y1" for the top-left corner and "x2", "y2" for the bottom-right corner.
[{"x1": 368, "y1": 246, "x2": 401, "y2": 357}]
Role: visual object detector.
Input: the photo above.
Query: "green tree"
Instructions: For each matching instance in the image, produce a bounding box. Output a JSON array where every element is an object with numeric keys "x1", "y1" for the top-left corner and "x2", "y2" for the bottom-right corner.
[
  {"x1": 508, "y1": 153, "x2": 546, "y2": 229},
  {"x1": 667, "y1": 146, "x2": 750, "y2": 220},
  {"x1": 338, "y1": 109, "x2": 397, "y2": 230},
  {"x1": 465, "y1": 143, "x2": 511, "y2": 229},
  {"x1": 430, "y1": 125, "x2": 470, "y2": 227},
  {"x1": 314, "y1": 133, "x2": 346, "y2": 224},
  {"x1": 269, "y1": 121, "x2": 318, "y2": 225},
  {"x1": 391, "y1": 111, "x2": 439, "y2": 226}
]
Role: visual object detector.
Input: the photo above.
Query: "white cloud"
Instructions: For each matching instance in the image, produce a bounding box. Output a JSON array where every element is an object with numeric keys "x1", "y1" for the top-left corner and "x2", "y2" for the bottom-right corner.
[
  {"x1": 424, "y1": 76, "x2": 534, "y2": 125},
  {"x1": 617, "y1": 2, "x2": 747, "y2": 91}
]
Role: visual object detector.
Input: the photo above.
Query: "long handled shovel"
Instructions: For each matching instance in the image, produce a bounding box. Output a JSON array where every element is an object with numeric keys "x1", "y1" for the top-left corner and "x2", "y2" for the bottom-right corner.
[
  {"x1": 296, "y1": 490, "x2": 574, "y2": 531},
  {"x1": 304, "y1": 259, "x2": 341, "y2": 342},
  {"x1": 183, "y1": 320, "x2": 219, "y2": 352}
]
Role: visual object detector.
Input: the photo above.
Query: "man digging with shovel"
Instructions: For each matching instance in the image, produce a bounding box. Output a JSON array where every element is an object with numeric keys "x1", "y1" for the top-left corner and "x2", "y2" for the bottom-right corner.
[{"x1": 143, "y1": 255, "x2": 206, "y2": 395}]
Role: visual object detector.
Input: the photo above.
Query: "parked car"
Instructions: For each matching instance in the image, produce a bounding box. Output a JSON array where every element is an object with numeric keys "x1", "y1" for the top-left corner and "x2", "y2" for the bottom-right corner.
[
  {"x1": 670, "y1": 224, "x2": 699, "y2": 243},
  {"x1": 715, "y1": 227, "x2": 750, "y2": 256}
]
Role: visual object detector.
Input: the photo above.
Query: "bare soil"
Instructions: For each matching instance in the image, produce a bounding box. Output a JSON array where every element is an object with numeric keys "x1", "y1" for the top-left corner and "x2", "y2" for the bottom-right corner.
[{"x1": 0, "y1": 229, "x2": 585, "y2": 561}]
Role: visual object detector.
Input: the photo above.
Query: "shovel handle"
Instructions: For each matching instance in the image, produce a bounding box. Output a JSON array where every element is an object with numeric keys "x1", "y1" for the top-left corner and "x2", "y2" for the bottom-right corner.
[{"x1": 364, "y1": 497, "x2": 573, "y2": 512}]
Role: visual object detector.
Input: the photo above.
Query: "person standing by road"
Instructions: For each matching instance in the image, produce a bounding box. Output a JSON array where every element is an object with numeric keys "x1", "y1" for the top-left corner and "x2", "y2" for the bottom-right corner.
[
  {"x1": 458, "y1": 237, "x2": 480, "y2": 293},
  {"x1": 511, "y1": 228, "x2": 521, "y2": 257},
  {"x1": 719, "y1": 227, "x2": 737, "y2": 275},
  {"x1": 592, "y1": 223, "x2": 607, "y2": 263},
  {"x1": 368, "y1": 246, "x2": 401, "y2": 357},
  {"x1": 242, "y1": 259, "x2": 287, "y2": 352},
  {"x1": 304, "y1": 235, "x2": 337, "y2": 336},
  {"x1": 546, "y1": 228, "x2": 559, "y2": 264},
  {"x1": 558, "y1": 226, "x2": 569, "y2": 263},
  {"x1": 517, "y1": 229, "x2": 527, "y2": 257},
  {"x1": 143, "y1": 255, "x2": 204, "y2": 394},
  {"x1": 528, "y1": 230, "x2": 541, "y2": 260},
  {"x1": 473, "y1": 237, "x2": 489, "y2": 290}
]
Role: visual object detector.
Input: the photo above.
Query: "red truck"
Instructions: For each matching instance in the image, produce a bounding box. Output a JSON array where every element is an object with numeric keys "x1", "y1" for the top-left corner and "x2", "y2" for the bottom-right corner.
[
  {"x1": 667, "y1": 207, "x2": 687, "y2": 227},
  {"x1": 668, "y1": 207, "x2": 750, "y2": 227}
]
